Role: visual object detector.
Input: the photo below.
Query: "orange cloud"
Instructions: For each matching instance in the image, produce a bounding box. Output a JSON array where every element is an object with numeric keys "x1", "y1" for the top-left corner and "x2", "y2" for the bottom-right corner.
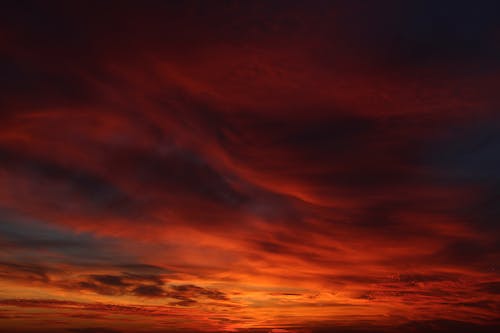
[{"x1": 0, "y1": 1, "x2": 499, "y2": 333}]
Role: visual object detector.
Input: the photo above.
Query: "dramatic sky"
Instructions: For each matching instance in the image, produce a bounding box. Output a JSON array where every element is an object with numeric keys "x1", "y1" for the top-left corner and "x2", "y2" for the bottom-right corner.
[{"x1": 1, "y1": 1, "x2": 500, "y2": 333}]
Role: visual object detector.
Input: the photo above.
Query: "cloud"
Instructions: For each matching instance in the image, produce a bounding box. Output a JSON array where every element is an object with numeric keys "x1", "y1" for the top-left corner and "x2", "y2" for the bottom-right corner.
[
  {"x1": 90, "y1": 275, "x2": 129, "y2": 287},
  {"x1": 67, "y1": 328, "x2": 122, "y2": 333},
  {"x1": 0, "y1": 261, "x2": 51, "y2": 283},
  {"x1": 0, "y1": 1, "x2": 499, "y2": 333},
  {"x1": 132, "y1": 285, "x2": 165, "y2": 298},
  {"x1": 476, "y1": 282, "x2": 500, "y2": 295},
  {"x1": 168, "y1": 284, "x2": 228, "y2": 302}
]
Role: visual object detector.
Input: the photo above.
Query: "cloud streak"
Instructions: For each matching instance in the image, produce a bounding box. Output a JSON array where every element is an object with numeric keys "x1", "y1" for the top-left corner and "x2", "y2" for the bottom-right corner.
[{"x1": 0, "y1": 1, "x2": 499, "y2": 332}]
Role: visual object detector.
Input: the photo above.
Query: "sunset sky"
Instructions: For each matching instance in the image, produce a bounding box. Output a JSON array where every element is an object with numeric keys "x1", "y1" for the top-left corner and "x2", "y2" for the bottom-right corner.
[{"x1": 1, "y1": 1, "x2": 500, "y2": 332}]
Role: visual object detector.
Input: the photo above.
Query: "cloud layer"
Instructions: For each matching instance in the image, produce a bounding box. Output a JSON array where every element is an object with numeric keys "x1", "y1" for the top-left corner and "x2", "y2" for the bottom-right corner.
[{"x1": 0, "y1": 1, "x2": 499, "y2": 332}]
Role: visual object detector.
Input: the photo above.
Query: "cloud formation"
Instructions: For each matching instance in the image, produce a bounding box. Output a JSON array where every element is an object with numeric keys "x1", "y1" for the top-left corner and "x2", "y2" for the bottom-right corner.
[{"x1": 0, "y1": 1, "x2": 499, "y2": 332}]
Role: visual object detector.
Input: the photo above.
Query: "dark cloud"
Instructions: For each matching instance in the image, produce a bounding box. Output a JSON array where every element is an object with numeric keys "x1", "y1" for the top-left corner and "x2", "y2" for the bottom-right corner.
[
  {"x1": 0, "y1": 148, "x2": 139, "y2": 217},
  {"x1": 425, "y1": 118, "x2": 500, "y2": 230},
  {"x1": 0, "y1": 209, "x2": 129, "y2": 264},
  {"x1": 456, "y1": 300, "x2": 498, "y2": 310},
  {"x1": 0, "y1": 1, "x2": 499, "y2": 333},
  {"x1": 0, "y1": 261, "x2": 50, "y2": 283},
  {"x1": 432, "y1": 240, "x2": 498, "y2": 269},
  {"x1": 132, "y1": 285, "x2": 165, "y2": 297},
  {"x1": 168, "y1": 285, "x2": 228, "y2": 302},
  {"x1": 75, "y1": 281, "x2": 118, "y2": 296},
  {"x1": 477, "y1": 282, "x2": 500, "y2": 295},
  {"x1": 428, "y1": 119, "x2": 500, "y2": 184},
  {"x1": 68, "y1": 273, "x2": 168, "y2": 297},
  {"x1": 109, "y1": 146, "x2": 247, "y2": 207},
  {"x1": 396, "y1": 273, "x2": 458, "y2": 284},
  {"x1": 89, "y1": 275, "x2": 128, "y2": 287}
]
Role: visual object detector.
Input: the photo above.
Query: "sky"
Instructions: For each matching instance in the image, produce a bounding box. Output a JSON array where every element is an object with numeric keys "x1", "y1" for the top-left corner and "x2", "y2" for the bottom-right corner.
[{"x1": 0, "y1": 1, "x2": 499, "y2": 332}]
